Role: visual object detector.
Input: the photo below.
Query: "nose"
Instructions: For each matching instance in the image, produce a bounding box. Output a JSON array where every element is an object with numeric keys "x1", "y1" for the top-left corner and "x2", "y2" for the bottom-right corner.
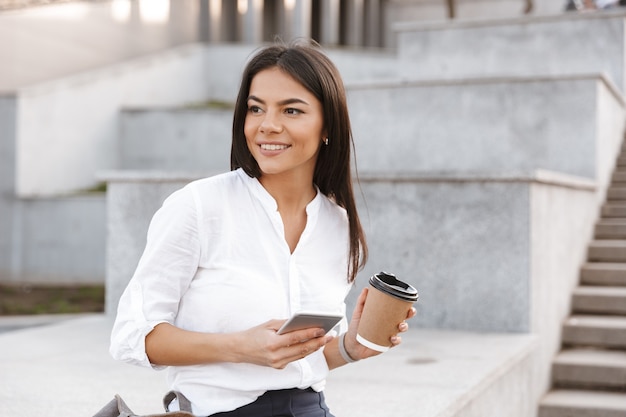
[{"x1": 259, "y1": 110, "x2": 282, "y2": 134}]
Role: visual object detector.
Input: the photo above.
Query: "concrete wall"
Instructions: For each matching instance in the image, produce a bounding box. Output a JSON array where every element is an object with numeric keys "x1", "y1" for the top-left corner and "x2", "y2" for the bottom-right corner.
[
  {"x1": 103, "y1": 171, "x2": 592, "y2": 332},
  {"x1": 8, "y1": 13, "x2": 626, "y2": 292},
  {"x1": 13, "y1": 194, "x2": 106, "y2": 284},
  {"x1": 348, "y1": 75, "x2": 624, "y2": 182},
  {"x1": 119, "y1": 107, "x2": 233, "y2": 172},
  {"x1": 350, "y1": 172, "x2": 595, "y2": 330},
  {"x1": 355, "y1": 176, "x2": 532, "y2": 332},
  {"x1": 350, "y1": 171, "x2": 597, "y2": 410},
  {"x1": 395, "y1": 12, "x2": 626, "y2": 93},
  {"x1": 528, "y1": 175, "x2": 599, "y2": 398},
  {"x1": 384, "y1": 0, "x2": 569, "y2": 49},
  {"x1": 0, "y1": 95, "x2": 17, "y2": 281},
  {"x1": 15, "y1": 43, "x2": 210, "y2": 197},
  {"x1": 0, "y1": 43, "x2": 223, "y2": 284},
  {"x1": 16, "y1": 16, "x2": 624, "y2": 198},
  {"x1": 118, "y1": 74, "x2": 625, "y2": 182}
]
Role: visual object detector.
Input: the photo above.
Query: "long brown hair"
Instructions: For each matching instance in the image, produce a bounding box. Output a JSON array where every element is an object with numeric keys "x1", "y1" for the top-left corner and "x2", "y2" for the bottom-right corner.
[{"x1": 231, "y1": 41, "x2": 367, "y2": 283}]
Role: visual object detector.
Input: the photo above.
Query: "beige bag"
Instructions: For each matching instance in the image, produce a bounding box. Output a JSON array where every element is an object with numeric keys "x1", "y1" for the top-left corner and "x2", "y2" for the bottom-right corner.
[{"x1": 93, "y1": 391, "x2": 195, "y2": 417}]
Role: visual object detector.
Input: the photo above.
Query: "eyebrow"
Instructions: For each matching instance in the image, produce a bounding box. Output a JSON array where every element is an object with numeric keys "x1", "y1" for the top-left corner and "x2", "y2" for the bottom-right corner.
[{"x1": 247, "y1": 95, "x2": 310, "y2": 106}]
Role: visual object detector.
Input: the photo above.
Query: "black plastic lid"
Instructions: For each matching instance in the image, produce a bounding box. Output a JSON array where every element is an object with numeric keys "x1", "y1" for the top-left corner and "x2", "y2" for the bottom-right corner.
[{"x1": 369, "y1": 272, "x2": 419, "y2": 302}]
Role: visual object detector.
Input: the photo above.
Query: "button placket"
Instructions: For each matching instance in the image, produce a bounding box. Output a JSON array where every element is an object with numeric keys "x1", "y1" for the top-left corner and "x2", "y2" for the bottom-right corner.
[{"x1": 288, "y1": 255, "x2": 301, "y2": 314}]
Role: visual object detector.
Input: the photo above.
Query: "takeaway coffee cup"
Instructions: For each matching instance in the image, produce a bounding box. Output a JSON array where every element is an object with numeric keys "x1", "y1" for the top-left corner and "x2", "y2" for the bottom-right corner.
[{"x1": 356, "y1": 271, "x2": 419, "y2": 352}]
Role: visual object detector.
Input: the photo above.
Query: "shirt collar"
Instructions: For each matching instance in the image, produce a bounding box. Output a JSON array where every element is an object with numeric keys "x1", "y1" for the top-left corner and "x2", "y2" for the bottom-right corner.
[{"x1": 235, "y1": 168, "x2": 323, "y2": 215}]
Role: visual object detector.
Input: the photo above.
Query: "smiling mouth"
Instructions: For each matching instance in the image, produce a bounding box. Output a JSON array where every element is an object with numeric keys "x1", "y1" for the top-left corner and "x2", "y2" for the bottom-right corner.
[{"x1": 260, "y1": 144, "x2": 290, "y2": 151}]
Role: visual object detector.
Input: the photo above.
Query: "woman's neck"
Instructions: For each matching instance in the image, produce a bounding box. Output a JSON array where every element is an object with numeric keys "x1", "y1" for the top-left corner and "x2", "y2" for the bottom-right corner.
[
  {"x1": 259, "y1": 173, "x2": 316, "y2": 213},
  {"x1": 259, "y1": 173, "x2": 317, "y2": 253}
]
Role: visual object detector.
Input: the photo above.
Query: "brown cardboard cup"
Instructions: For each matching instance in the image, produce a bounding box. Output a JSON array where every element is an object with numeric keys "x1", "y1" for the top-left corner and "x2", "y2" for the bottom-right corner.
[{"x1": 356, "y1": 272, "x2": 418, "y2": 352}]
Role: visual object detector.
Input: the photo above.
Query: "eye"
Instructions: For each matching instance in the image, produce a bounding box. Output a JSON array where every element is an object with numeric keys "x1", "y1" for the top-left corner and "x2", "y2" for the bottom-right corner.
[
  {"x1": 285, "y1": 108, "x2": 303, "y2": 115},
  {"x1": 248, "y1": 105, "x2": 263, "y2": 114}
]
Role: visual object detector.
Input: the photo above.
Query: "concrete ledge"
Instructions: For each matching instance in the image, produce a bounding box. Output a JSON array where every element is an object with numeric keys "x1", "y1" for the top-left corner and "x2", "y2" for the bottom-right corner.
[
  {"x1": 326, "y1": 328, "x2": 537, "y2": 417},
  {"x1": 392, "y1": 8, "x2": 626, "y2": 32},
  {"x1": 0, "y1": 315, "x2": 537, "y2": 417},
  {"x1": 357, "y1": 169, "x2": 597, "y2": 191},
  {"x1": 100, "y1": 169, "x2": 597, "y2": 188},
  {"x1": 98, "y1": 170, "x2": 222, "y2": 183},
  {"x1": 348, "y1": 75, "x2": 624, "y2": 182},
  {"x1": 394, "y1": 11, "x2": 626, "y2": 95},
  {"x1": 346, "y1": 73, "x2": 625, "y2": 108}
]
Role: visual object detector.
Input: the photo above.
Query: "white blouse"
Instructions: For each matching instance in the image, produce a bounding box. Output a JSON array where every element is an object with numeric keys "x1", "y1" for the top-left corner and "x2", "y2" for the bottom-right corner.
[{"x1": 110, "y1": 168, "x2": 353, "y2": 416}]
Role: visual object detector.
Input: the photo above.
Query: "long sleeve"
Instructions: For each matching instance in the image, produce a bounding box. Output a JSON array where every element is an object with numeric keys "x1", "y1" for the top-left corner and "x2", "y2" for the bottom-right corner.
[{"x1": 109, "y1": 186, "x2": 201, "y2": 368}]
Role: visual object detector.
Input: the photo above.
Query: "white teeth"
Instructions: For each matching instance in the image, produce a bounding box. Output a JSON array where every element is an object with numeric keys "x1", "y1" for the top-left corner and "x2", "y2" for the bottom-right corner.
[{"x1": 261, "y1": 144, "x2": 288, "y2": 151}]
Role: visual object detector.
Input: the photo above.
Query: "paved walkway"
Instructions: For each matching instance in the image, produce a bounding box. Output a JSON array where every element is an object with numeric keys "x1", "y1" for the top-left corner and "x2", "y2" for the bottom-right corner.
[{"x1": 0, "y1": 314, "x2": 535, "y2": 417}]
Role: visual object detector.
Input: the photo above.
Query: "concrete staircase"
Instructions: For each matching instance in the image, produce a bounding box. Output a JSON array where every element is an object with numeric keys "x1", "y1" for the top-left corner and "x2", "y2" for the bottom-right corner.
[{"x1": 539, "y1": 142, "x2": 626, "y2": 416}]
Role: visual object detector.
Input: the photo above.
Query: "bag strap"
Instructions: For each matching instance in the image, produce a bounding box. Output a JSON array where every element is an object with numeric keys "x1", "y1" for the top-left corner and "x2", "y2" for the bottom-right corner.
[
  {"x1": 116, "y1": 394, "x2": 136, "y2": 417},
  {"x1": 163, "y1": 391, "x2": 193, "y2": 413},
  {"x1": 92, "y1": 396, "x2": 128, "y2": 417}
]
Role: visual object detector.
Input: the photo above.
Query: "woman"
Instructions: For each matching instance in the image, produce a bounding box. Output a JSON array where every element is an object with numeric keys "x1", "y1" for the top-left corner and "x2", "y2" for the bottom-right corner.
[{"x1": 110, "y1": 40, "x2": 414, "y2": 417}]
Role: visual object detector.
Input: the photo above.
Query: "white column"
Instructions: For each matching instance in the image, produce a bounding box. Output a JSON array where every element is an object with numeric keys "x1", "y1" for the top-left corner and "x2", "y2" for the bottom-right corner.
[
  {"x1": 344, "y1": 0, "x2": 364, "y2": 47},
  {"x1": 319, "y1": 0, "x2": 340, "y2": 45},
  {"x1": 238, "y1": 0, "x2": 264, "y2": 44},
  {"x1": 364, "y1": 0, "x2": 381, "y2": 47},
  {"x1": 283, "y1": 0, "x2": 312, "y2": 41},
  {"x1": 206, "y1": 0, "x2": 221, "y2": 42}
]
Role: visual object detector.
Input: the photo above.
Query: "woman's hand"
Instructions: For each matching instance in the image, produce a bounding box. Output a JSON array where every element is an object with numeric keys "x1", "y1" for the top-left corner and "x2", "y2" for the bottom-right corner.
[
  {"x1": 235, "y1": 320, "x2": 333, "y2": 369},
  {"x1": 145, "y1": 320, "x2": 332, "y2": 368},
  {"x1": 343, "y1": 287, "x2": 416, "y2": 361}
]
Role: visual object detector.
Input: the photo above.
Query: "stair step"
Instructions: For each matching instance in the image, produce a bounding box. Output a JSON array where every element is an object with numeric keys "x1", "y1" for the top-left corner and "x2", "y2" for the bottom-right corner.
[
  {"x1": 596, "y1": 219, "x2": 626, "y2": 239},
  {"x1": 608, "y1": 187, "x2": 626, "y2": 201},
  {"x1": 563, "y1": 315, "x2": 626, "y2": 349},
  {"x1": 613, "y1": 172, "x2": 626, "y2": 183},
  {"x1": 603, "y1": 204, "x2": 626, "y2": 218},
  {"x1": 581, "y1": 263, "x2": 626, "y2": 287},
  {"x1": 572, "y1": 286, "x2": 626, "y2": 315},
  {"x1": 588, "y1": 241, "x2": 626, "y2": 262},
  {"x1": 553, "y1": 348, "x2": 626, "y2": 390},
  {"x1": 539, "y1": 389, "x2": 626, "y2": 417}
]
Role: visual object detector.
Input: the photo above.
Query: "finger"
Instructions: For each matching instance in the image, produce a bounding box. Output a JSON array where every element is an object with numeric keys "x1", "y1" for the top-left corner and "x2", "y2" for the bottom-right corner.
[
  {"x1": 268, "y1": 333, "x2": 330, "y2": 369},
  {"x1": 284, "y1": 334, "x2": 333, "y2": 362},
  {"x1": 282, "y1": 327, "x2": 326, "y2": 345},
  {"x1": 398, "y1": 322, "x2": 409, "y2": 332},
  {"x1": 390, "y1": 335, "x2": 402, "y2": 346},
  {"x1": 407, "y1": 307, "x2": 416, "y2": 319}
]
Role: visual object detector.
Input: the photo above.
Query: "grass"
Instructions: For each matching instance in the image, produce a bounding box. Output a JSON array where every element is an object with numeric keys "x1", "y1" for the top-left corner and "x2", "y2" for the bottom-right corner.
[{"x1": 0, "y1": 284, "x2": 105, "y2": 315}]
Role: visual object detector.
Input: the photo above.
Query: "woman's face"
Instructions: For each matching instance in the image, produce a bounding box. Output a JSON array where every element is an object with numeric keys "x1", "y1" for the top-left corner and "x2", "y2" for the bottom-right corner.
[{"x1": 244, "y1": 67, "x2": 325, "y2": 180}]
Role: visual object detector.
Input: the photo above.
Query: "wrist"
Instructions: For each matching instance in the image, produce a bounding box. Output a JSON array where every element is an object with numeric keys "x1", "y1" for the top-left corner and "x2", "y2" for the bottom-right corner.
[{"x1": 338, "y1": 333, "x2": 359, "y2": 363}]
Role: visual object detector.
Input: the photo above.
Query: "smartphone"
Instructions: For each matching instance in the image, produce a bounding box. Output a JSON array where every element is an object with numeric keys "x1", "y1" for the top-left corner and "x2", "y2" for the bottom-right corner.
[{"x1": 277, "y1": 311, "x2": 343, "y2": 335}]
